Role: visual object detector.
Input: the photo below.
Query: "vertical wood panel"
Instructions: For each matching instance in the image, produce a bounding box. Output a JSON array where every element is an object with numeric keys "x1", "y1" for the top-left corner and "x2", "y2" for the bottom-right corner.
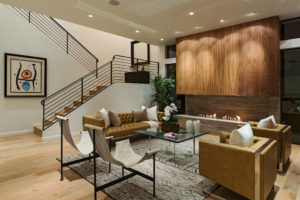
[{"x1": 176, "y1": 16, "x2": 280, "y2": 97}]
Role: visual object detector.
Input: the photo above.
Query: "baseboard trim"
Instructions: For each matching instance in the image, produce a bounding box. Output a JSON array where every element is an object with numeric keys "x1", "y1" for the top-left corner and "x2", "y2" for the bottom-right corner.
[
  {"x1": 42, "y1": 131, "x2": 81, "y2": 141},
  {"x1": 0, "y1": 129, "x2": 33, "y2": 138}
]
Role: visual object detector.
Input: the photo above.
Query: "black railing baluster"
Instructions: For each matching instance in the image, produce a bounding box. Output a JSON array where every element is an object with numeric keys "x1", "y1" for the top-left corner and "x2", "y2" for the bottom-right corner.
[
  {"x1": 66, "y1": 33, "x2": 69, "y2": 54},
  {"x1": 96, "y1": 60, "x2": 98, "y2": 79},
  {"x1": 81, "y1": 78, "x2": 84, "y2": 104},
  {"x1": 28, "y1": 11, "x2": 31, "y2": 23},
  {"x1": 110, "y1": 61, "x2": 113, "y2": 85}
]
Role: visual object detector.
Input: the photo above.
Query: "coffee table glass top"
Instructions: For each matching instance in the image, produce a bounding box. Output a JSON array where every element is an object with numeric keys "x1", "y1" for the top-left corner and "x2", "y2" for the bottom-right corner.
[{"x1": 134, "y1": 127, "x2": 210, "y2": 143}]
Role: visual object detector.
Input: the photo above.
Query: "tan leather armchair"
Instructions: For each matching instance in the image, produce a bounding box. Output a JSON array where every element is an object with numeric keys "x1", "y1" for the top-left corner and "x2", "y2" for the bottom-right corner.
[
  {"x1": 238, "y1": 122, "x2": 291, "y2": 172},
  {"x1": 199, "y1": 131, "x2": 277, "y2": 200}
]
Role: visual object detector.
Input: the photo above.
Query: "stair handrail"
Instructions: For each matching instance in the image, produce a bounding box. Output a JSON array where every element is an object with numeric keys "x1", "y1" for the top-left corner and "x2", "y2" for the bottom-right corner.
[{"x1": 10, "y1": 6, "x2": 99, "y2": 72}]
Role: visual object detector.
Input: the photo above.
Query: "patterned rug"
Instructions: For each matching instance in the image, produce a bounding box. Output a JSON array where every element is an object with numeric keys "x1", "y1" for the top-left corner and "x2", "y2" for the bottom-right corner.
[{"x1": 60, "y1": 136, "x2": 217, "y2": 200}]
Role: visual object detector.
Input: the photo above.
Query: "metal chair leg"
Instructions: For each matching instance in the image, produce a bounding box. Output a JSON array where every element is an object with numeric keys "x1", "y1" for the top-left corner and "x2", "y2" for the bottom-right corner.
[
  {"x1": 60, "y1": 121, "x2": 64, "y2": 181},
  {"x1": 153, "y1": 154, "x2": 156, "y2": 197}
]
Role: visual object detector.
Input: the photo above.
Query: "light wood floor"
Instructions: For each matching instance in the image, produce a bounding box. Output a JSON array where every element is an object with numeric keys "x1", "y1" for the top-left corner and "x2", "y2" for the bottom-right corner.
[{"x1": 0, "y1": 133, "x2": 299, "y2": 200}]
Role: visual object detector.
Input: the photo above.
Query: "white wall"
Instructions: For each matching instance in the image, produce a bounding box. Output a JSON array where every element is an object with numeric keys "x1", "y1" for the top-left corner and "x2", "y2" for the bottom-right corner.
[
  {"x1": 0, "y1": 4, "x2": 164, "y2": 136},
  {"x1": 57, "y1": 19, "x2": 165, "y2": 71},
  {"x1": 43, "y1": 83, "x2": 153, "y2": 139},
  {"x1": 0, "y1": 4, "x2": 89, "y2": 136}
]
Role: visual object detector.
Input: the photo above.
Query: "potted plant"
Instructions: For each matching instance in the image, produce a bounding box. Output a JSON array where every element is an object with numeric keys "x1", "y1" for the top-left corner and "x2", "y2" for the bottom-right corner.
[
  {"x1": 162, "y1": 103, "x2": 179, "y2": 132},
  {"x1": 152, "y1": 75, "x2": 175, "y2": 111}
]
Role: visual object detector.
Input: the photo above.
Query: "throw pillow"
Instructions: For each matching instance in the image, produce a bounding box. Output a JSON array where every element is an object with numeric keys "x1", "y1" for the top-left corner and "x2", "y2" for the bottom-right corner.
[
  {"x1": 142, "y1": 106, "x2": 158, "y2": 121},
  {"x1": 132, "y1": 108, "x2": 148, "y2": 122},
  {"x1": 108, "y1": 111, "x2": 121, "y2": 126},
  {"x1": 257, "y1": 115, "x2": 276, "y2": 129},
  {"x1": 96, "y1": 108, "x2": 110, "y2": 129},
  {"x1": 229, "y1": 123, "x2": 254, "y2": 147}
]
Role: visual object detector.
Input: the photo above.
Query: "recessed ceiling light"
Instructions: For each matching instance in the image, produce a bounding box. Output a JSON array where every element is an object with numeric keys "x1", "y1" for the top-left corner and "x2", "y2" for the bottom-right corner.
[
  {"x1": 175, "y1": 30, "x2": 181, "y2": 34},
  {"x1": 109, "y1": 0, "x2": 120, "y2": 6},
  {"x1": 189, "y1": 11, "x2": 195, "y2": 16},
  {"x1": 160, "y1": 38, "x2": 164, "y2": 41},
  {"x1": 246, "y1": 11, "x2": 257, "y2": 17},
  {"x1": 220, "y1": 19, "x2": 226, "y2": 23},
  {"x1": 88, "y1": 14, "x2": 93, "y2": 18},
  {"x1": 194, "y1": 26, "x2": 202, "y2": 30},
  {"x1": 135, "y1": 30, "x2": 140, "y2": 33}
]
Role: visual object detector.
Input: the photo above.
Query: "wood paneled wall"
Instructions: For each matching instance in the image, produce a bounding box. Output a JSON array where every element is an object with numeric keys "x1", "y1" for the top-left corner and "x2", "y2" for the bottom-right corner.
[
  {"x1": 176, "y1": 17, "x2": 280, "y2": 96},
  {"x1": 185, "y1": 95, "x2": 280, "y2": 122}
]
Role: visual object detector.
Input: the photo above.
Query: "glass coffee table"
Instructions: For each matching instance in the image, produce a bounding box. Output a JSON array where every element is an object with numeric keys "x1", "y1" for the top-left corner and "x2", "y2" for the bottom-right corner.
[{"x1": 134, "y1": 127, "x2": 210, "y2": 162}]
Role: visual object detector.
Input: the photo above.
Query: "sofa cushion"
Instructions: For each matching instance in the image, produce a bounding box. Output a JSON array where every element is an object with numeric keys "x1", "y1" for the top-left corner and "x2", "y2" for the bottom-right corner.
[
  {"x1": 96, "y1": 108, "x2": 110, "y2": 129},
  {"x1": 229, "y1": 123, "x2": 254, "y2": 147},
  {"x1": 132, "y1": 108, "x2": 148, "y2": 122},
  {"x1": 257, "y1": 115, "x2": 276, "y2": 129},
  {"x1": 142, "y1": 106, "x2": 158, "y2": 121},
  {"x1": 108, "y1": 111, "x2": 121, "y2": 126},
  {"x1": 106, "y1": 122, "x2": 150, "y2": 138}
]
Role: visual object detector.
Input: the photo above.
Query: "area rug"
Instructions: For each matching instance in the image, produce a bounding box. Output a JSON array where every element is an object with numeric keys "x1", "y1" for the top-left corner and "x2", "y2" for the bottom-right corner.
[{"x1": 61, "y1": 154, "x2": 216, "y2": 200}]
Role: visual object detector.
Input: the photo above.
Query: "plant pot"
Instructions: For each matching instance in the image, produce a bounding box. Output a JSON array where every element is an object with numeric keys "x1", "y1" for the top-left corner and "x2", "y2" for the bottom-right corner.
[{"x1": 162, "y1": 122, "x2": 180, "y2": 132}]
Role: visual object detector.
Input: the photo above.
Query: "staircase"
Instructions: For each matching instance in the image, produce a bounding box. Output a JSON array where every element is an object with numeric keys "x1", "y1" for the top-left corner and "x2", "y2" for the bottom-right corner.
[
  {"x1": 10, "y1": 6, "x2": 99, "y2": 72},
  {"x1": 9, "y1": 6, "x2": 159, "y2": 134},
  {"x1": 39, "y1": 56, "x2": 159, "y2": 132}
]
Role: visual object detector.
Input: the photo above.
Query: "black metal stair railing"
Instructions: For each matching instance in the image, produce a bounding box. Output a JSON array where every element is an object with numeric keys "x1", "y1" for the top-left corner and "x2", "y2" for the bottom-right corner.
[
  {"x1": 10, "y1": 6, "x2": 99, "y2": 72},
  {"x1": 41, "y1": 55, "x2": 159, "y2": 130}
]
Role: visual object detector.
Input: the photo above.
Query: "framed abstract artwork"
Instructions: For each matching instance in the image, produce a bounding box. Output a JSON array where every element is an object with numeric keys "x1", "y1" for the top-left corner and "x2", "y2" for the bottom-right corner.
[{"x1": 4, "y1": 53, "x2": 47, "y2": 97}]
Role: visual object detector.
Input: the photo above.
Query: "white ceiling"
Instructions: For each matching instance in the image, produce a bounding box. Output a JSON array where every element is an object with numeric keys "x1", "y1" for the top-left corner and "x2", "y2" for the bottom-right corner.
[{"x1": 0, "y1": 0, "x2": 300, "y2": 45}]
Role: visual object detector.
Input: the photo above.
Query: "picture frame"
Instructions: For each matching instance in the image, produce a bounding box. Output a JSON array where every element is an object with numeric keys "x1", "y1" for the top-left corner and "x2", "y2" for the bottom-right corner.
[{"x1": 4, "y1": 53, "x2": 47, "y2": 97}]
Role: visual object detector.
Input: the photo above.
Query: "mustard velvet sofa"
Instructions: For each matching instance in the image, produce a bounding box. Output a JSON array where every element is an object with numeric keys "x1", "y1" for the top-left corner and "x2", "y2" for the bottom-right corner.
[
  {"x1": 238, "y1": 122, "x2": 291, "y2": 171},
  {"x1": 83, "y1": 112, "x2": 163, "y2": 139},
  {"x1": 199, "y1": 131, "x2": 277, "y2": 200}
]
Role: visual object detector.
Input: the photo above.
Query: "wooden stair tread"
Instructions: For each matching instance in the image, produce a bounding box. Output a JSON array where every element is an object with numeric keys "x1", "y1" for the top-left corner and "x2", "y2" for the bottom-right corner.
[
  {"x1": 34, "y1": 125, "x2": 43, "y2": 137},
  {"x1": 43, "y1": 85, "x2": 108, "y2": 131}
]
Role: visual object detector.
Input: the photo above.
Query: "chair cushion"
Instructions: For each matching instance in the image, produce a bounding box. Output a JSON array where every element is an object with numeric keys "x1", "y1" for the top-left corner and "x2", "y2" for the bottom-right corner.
[
  {"x1": 257, "y1": 115, "x2": 276, "y2": 129},
  {"x1": 108, "y1": 111, "x2": 121, "y2": 126},
  {"x1": 96, "y1": 108, "x2": 110, "y2": 129},
  {"x1": 229, "y1": 123, "x2": 254, "y2": 147},
  {"x1": 106, "y1": 122, "x2": 150, "y2": 138}
]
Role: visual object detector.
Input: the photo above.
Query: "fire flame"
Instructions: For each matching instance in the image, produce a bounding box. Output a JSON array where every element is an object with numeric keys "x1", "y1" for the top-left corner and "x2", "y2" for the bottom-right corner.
[{"x1": 199, "y1": 113, "x2": 241, "y2": 121}]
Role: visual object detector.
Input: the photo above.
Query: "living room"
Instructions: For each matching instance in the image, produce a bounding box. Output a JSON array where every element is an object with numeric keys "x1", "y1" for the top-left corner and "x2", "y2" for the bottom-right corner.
[{"x1": 0, "y1": 0, "x2": 300, "y2": 200}]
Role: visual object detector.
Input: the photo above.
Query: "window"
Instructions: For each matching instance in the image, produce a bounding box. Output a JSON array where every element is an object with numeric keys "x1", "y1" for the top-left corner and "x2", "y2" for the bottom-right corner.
[
  {"x1": 166, "y1": 45, "x2": 176, "y2": 58},
  {"x1": 281, "y1": 17, "x2": 300, "y2": 40},
  {"x1": 281, "y1": 48, "x2": 300, "y2": 133}
]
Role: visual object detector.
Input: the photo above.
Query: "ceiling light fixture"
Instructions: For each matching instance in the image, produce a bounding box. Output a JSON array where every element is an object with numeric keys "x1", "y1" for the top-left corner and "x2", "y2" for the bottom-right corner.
[
  {"x1": 194, "y1": 26, "x2": 202, "y2": 30},
  {"x1": 175, "y1": 30, "x2": 181, "y2": 34},
  {"x1": 246, "y1": 11, "x2": 257, "y2": 17},
  {"x1": 135, "y1": 30, "x2": 140, "y2": 33},
  {"x1": 109, "y1": 0, "x2": 120, "y2": 6},
  {"x1": 160, "y1": 38, "x2": 164, "y2": 41},
  {"x1": 88, "y1": 14, "x2": 93, "y2": 18},
  {"x1": 189, "y1": 11, "x2": 195, "y2": 16},
  {"x1": 220, "y1": 19, "x2": 226, "y2": 23}
]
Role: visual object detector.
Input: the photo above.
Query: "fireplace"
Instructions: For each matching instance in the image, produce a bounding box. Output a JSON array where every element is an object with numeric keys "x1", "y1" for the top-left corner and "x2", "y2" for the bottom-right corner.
[{"x1": 185, "y1": 95, "x2": 281, "y2": 123}]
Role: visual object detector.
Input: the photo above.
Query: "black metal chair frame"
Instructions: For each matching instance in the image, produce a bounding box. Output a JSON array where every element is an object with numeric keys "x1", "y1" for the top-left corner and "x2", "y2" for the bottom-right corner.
[
  {"x1": 57, "y1": 120, "x2": 157, "y2": 200},
  {"x1": 90, "y1": 129, "x2": 157, "y2": 200}
]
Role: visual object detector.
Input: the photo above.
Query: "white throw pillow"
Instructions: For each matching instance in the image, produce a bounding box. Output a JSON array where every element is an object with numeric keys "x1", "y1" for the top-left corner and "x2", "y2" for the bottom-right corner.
[
  {"x1": 257, "y1": 115, "x2": 276, "y2": 129},
  {"x1": 96, "y1": 108, "x2": 110, "y2": 129},
  {"x1": 142, "y1": 106, "x2": 158, "y2": 121},
  {"x1": 229, "y1": 123, "x2": 254, "y2": 147}
]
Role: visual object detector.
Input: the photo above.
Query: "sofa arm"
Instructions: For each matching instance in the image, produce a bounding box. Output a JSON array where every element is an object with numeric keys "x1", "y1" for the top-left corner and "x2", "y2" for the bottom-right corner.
[
  {"x1": 83, "y1": 116, "x2": 105, "y2": 131},
  {"x1": 157, "y1": 112, "x2": 164, "y2": 122}
]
